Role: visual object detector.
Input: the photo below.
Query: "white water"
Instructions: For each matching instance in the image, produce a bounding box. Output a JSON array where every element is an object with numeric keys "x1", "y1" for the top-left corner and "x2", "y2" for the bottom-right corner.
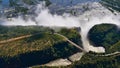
[
  {"x1": 0, "y1": 2, "x2": 120, "y2": 53},
  {"x1": 78, "y1": 2, "x2": 120, "y2": 52}
]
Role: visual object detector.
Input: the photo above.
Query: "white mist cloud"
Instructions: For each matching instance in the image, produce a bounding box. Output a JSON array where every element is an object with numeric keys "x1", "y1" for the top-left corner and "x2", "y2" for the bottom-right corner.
[
  {"x1": 1, "y1": 3, "x2": 80, "y2": 28},
  {"x1": 35, "y1": 5, "x2": 80, "y2": 27},
  {"x1": 2, "y1": 16, "x2": 36, "y2": 26}
]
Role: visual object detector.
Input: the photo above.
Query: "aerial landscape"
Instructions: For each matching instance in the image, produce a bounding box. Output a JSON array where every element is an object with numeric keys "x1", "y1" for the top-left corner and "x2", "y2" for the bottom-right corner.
[{"x1": 0, "y1": 0, "x2": 120, "y2": 68}]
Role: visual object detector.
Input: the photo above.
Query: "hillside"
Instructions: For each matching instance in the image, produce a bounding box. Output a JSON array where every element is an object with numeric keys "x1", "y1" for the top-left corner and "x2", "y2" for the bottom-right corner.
[
  {"x1": 68, "y1": 24, "x2": 120, "y2": 68},
  {"x1": 88, "y1": 24, "x2": 120, "y2": 53},
  {"x1": 31, "y1": 24, "x2": 120, "y2": 68},
  {"x1": 0, "y1": 26, "x2": 82, "y2": 67}
]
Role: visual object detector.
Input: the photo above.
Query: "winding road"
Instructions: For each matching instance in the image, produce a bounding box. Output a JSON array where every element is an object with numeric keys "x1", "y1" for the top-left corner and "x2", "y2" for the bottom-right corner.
[{"x1": 54, "y1": 33, "x2": 87, "y2": 52}]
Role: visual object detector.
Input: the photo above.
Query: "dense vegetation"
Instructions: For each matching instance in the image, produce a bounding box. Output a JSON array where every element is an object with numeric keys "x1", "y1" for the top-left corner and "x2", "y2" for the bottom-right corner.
[
  {"x1": 109, "y1": 41, "x2": 120, "y2": 53},
  {"x1": 69, "y1": 52, "x2": 120, "y2": 68},
  {"x1": 0, "y1": 24, "x2": 120, "y2": 68},
  {"x1": 31, "y1": 24, "x2": 120, "y2": 68},
  {"x1": 88, "y1": 24, "x2": 120, "y2": 52},
  {"x1": 0, "y1": 26, "x2": 51, "y2": 40},
  {"x1": 0, "y1": 26, "x2": 82, "y2": 67},
  {"x1": 32, "y1": 52, "x2": 120, "y2": 68}
]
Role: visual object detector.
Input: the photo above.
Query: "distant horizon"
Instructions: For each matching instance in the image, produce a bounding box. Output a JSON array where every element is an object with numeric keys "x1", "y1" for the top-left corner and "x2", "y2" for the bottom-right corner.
[
  {"x1": 50, "y1": 0, "x2": 101, "y2": 6},
  {"x1": 1, "y1": 0, "x2": 101, "y2": 6}
]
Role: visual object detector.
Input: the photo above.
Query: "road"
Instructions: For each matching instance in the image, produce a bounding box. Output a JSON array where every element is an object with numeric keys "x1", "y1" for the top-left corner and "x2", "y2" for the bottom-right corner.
[
  {"x1": 54, "y1": 33, "x2": 87, "y2": 52},
  {"x1": 0, "y1": 34, "x2": 32, "y2": 44},
  {"x1": 97, "y1": 51, "x2": 120, "y2": 57},
  {"x1": 0, "y1": 33, "x2": 42, "y2": 44},
  {"x1": 0, "y1": 32, "x2": 87, "y2": 52}
]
